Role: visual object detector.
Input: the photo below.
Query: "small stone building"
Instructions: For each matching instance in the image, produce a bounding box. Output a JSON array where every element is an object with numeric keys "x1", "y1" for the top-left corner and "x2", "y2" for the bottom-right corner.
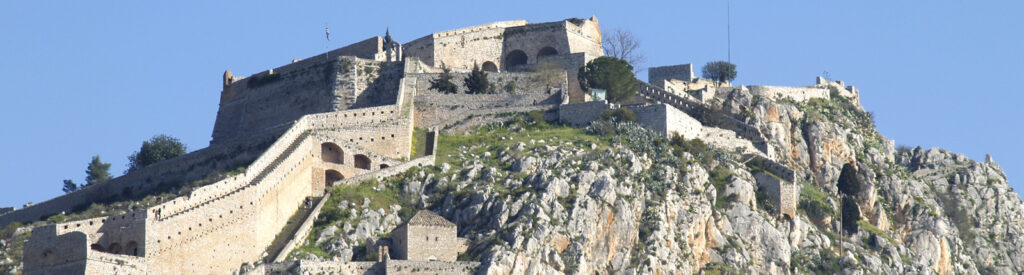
[{"x1": 390, "y1": 210, "x2": 467, "y2": 261}]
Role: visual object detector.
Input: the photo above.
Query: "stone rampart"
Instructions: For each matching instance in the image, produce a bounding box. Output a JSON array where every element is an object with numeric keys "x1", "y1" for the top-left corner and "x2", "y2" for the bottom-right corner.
[
  {"x1": 629, "y1": 104, "x2": 703, "y2": 139},
  {"x1": 748, "y1": 85, "x2": 829, "y2": 102},
  {"x1": 386, "y1": 260, "x2": 479, "y2": 275},
  {"x1": 252, "y1": 260, "x2": 381, "y2": 274},
  {"x1": 84, "y1": 251, "x2": 146, "y2": 274},
  {"x1": 339, "y1": 155, "x2": 435, "y2": 185},
  {"x1": 558, "y1": 101, "x2": 612, "y2": 126},
  {"x1": 649, "y1": 64, "x2": 694, "y2": 85},
  {"x1": 412, "y1": 72, "x2": 562, "y2": 130},
  {"x1": 0, "y1": 136, "x2": 272, "y2": 226}
]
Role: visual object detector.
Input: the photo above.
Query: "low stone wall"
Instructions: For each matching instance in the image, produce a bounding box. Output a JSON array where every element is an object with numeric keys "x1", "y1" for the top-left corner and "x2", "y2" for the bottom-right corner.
[
  {"x1": 339, "y1": 155, "x2": 436, "y2": 184},
  {"x1": 557, "y1": 101, "x2": 611, "y2": 126},
  {"x1": 85, "y1": 251, "x2": 146, "y2": 274},
  {"x1": 748, "y1": 85, "x2": 829, "y2": 102},
  {"x1": 386, "y1": 260, "x2": 479, "y2": 275},
  {"x1": 272, "y1": 193, "x2": 330, "y2": 263},
  {"x1": 254, "y1": 260, "x2": 381, "y2": 274}
]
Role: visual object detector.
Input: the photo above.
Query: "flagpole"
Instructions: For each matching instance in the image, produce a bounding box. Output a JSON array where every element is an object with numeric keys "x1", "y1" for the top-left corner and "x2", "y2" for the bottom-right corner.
[{"x1": 325, "y1": 24, "x2": 330, "y2": 62}]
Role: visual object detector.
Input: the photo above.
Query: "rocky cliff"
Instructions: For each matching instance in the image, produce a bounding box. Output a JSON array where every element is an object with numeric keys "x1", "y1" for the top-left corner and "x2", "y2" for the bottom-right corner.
[{"x1": 292, "y1": 87, "x2": 1024, "y2": 274}]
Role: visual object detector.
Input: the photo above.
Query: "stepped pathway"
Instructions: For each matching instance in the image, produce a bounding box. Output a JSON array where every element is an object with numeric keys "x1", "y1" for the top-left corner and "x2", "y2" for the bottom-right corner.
[
  {"x1": 635, "y1": 80, "x2": 772, "y2": 157},
  {"x1": 156, "y1": 131, "x2": 311, "y2": 221}
]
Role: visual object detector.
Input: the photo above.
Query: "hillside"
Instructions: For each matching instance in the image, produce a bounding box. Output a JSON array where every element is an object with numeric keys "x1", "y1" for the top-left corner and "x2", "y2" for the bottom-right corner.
[{"x1": 281, "y1": 86, "x2": 1024, "y2": 274}]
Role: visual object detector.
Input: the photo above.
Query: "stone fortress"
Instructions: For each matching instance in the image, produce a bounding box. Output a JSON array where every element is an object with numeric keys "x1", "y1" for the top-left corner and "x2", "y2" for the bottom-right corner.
[{"x1": 0, "y1": 16, "x2": 862, "y2": 274}]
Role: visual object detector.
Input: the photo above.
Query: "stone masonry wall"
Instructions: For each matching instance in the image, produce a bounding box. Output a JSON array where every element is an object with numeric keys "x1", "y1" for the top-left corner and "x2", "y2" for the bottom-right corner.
[
  {"x1": 629, "y1": 103, "x2": 703, "y2": 139},
  {"x1": 386, "y1": 260, "x2": 479, "y2": 275},
  {"x1": 405, "y1": 224, "x2": 459, "y2": 261},
  {"x1": 412, "y1": 72, "x2": 562, "y2": 130},
  {"x1": 649, "y1": 64, "x2": 694, "y2": 86},
  {"x1": 558, "y1": 101, "x2": 611, "y2": 127},
  {"x1": 748, "y1": 85, "x2": 830, "y2": 102}
]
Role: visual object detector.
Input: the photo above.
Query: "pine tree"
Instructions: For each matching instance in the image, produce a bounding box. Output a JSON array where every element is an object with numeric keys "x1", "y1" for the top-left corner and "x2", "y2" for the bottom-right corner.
[
  {"x1": 85, "y1": 155, "x2": 111, "y2": 185},
  {"x1": 62, "y1": 179, "x2": 78, "y2": 193},
  {"x1": 578, "y1": 56, "x2": 637, "y2": 103},
  {"x1": 464, "y1": 63, "x2": 490, "y2": 94},
  {"x1": 429, "y1": 63, "x2": 458, "y2": 94}
]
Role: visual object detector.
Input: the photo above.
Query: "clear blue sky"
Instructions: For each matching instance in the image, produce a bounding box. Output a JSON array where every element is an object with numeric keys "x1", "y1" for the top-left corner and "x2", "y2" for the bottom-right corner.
[{"x1": 1, "y1": 1, "x2": 1022, "y2": 207}]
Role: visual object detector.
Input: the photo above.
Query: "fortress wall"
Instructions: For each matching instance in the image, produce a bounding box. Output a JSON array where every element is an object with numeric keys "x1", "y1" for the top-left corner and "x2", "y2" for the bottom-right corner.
[
  {"x1": 146, "y1": 138, "x2": 317, "y2": 274},
  {"x1": 215, "y1": 57, "x2": 404, "y2": 145},
  {"x1": 339, "y1": 155, "x2": 435, "y2": 185},
  {"x1": 649, "y1": 64, "x2": 695, "y2": 86},
  {"x1": 403, "y1": 36, "x2": 435, "y2": 67},
  {"x1": 386, "y1": 260, "x2": 479, "y2": 275},
  {"x1": 563, "y1": 18, "x2": 603, "y2": 57},
  {"x1": 0, "y1": 136, "x2": 272, "y2": 226},
  {"x1": 24, "y1": 229, "x2": 89, "y2": 273},
  {"x1": 432, "y1": 27, "x2": 506, "y2": 71},
  {"x1": 629, "y1": 104, "x2": 702, "y2": 139},
  {"x1": 258, "y1": 260, "x2": 381, "y2": 274},
  {"x1": 748, "y1": 85, "x2": 829, "y2": 102},
  {"x1": 504, "y1": 22, "x2": 573, "y2": 67},
  {"x1": 85, "y1": 251, "x2": 146, "y2": 274},
  {"x1": 411, "y1": 72, "x2": 562, "y2": 129},
  {"x1": 213, "y1": 58, "x2": 340, "y2": 144},
  {"x1": 52, "y1": 210, "x2": 147, "y2": 257},
  {"x1": 558, "y1": 101, "x2": 611, "y2": 126}
]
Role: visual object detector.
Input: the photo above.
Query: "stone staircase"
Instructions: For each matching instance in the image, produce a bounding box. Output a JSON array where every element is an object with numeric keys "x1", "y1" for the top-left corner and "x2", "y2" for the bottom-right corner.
[
  {"x1": 634, "y1": 80, "x2": 772, "y2": 157},
  {"x1": 157, "y1": 131, "x2": 311, "y2": 221}
]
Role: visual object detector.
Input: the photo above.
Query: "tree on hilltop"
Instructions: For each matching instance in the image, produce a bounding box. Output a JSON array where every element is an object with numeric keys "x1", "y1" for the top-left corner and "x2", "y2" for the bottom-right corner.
[
  {"x1": 603, "y1": 29, "x2": 646, "y2": 73},
  {"x1": 464, "y1": 63, "x2": 490, "y2": 94},
  {"x1": 701, "y1": 61, "x2": 737, "y2": 85},
  {"x1": 127, "y1": 135, "x2": 186, "y2": 173},
  {"x1": 62, "y1": 179, "x2": 78, "y2": 193},
  {"x1": 430, "y1": 63, "x2": 458, "y2": 94},
  {"x1": 578, "y1": 56, "x2": 637, "y2": 103},
  {"x1": 85, "y1": 155, "x2": 111, "y2": 186}
]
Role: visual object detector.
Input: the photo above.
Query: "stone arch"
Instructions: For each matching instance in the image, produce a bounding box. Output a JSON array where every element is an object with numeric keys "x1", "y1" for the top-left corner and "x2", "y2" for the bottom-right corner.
[
  {"x1": 379, "y1": 164, "x2": 390, "y2": 170},
  {"x1": 481, "y1": 61, "x2": 498, "y2": 72},
  {"x1": 321, "y1": 142, "x2": 344, "y2": 164},
  {"x1": 505, "y1": 50, "x2": 528, "y2": 69},
  {"x1": 108, "y1": 243, "x2": 122, "y2": 254},
  {"x1": 354, "y1": 154, "x2": 371, "y2": 170},
  {"x1": 537, "y1": 46, "x2": 558, "y2": 57},
  {"x1": 325, "y1": 170, "x2": 344, "y2": 186},
  {"x1": 126, "y1": 241, "x2": 139, "y2": 256}
]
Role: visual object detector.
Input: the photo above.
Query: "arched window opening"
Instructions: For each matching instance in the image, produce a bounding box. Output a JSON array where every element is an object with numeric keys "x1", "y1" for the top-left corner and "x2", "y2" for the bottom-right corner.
[
  {"x1": 379, "y1": 164, "x2": 390, "y2": 170},
  {"x1": 354, "y1": 155, "x2": 371, "y2": 170},
  {"x1": 325, "y1": 170, "x2": 344, "y2": 186},
  {"x1": 321, "y1": 143, "x2": 344, "y2": 164},
  {"x1": 481, "y1": 61, "x2": 498, "y2": 72},
  {"x1": 505, "y1": 50, "x2": 528, "y2": 69},
  {"x1": 537, "y1": 46, "x2": 558, "y2": 57}
]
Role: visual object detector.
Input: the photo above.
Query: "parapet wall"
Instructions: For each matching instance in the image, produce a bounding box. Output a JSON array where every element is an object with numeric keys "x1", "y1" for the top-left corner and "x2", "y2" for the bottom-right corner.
[{"x1": 748, "y1": 85, "x2": 830, "y2": 102}]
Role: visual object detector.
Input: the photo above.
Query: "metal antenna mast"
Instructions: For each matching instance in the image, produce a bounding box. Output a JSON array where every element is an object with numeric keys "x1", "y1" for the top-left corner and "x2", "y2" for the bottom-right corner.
[{"x1": 728, "y1": 0, "x2": 732, "y2": 63}]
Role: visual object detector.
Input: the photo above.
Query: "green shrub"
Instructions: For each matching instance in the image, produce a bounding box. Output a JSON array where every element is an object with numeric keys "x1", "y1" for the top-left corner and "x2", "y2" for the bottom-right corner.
[{"x1": 599, "y1": 108, "x2": 637, "y2": 122}]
